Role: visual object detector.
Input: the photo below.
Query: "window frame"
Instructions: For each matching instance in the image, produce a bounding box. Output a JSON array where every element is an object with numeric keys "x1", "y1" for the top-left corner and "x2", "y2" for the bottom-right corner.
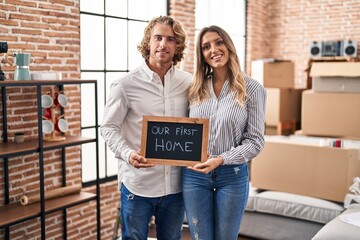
[{"x1": 80, "y1": 0, "x2": 169, "y2": 186}]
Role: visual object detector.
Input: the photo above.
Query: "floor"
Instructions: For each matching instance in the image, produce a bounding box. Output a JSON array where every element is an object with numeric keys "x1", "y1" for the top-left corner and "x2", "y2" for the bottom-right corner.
[{"x1": 148, "y1": 223, "x2": 256, "y2": 240}]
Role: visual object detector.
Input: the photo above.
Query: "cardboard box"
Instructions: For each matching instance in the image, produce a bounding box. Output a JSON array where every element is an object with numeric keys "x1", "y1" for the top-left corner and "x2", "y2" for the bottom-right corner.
[
  {"x1": 265, "y1": 126, "x2": 278, "y2": 135},
  {"x1": 251, "y1": 137, "x2": 360, "y2": 202},
  {"x1": 251, "y1": 60, "x2": 295, "y2": 88},
  {"x1": 302, "y1": 90, "x2": 360, "y2": 139},
  {"x1": 265, "y1": 88, "x2": 302, "y2": 126},
  {"x1": 310, "y1": 62, "x2": 360, "y2": 93}
]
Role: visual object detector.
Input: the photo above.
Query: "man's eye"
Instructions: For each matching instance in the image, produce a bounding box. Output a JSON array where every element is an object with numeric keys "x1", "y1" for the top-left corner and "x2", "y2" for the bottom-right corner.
[
  {"x1": 154, "y1": 36, "x2": 162, "y2": 41},
  {"x1": 167, "y1": 37, "x2": 175, "y2": 42}
]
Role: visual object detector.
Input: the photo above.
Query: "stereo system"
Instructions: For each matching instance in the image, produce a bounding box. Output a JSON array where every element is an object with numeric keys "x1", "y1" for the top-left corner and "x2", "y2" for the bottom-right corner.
[{"x1": 310, "y1": 40, "x2": 357, "y2": 58}]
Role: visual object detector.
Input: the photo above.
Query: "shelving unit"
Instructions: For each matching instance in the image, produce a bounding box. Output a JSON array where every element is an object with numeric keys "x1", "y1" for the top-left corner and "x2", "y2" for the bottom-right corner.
[{"x1": 0, "y1": 80, "x2": 100, "y2": 240}]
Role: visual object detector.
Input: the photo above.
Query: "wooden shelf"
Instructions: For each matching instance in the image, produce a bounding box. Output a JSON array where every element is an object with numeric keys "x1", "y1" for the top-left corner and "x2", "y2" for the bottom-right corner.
[
  {"x1": 0, "y1": 192, "x2": 96, "y2": 228},
  {"x1": 310, "y1": 56, "x2": 359, "y2": 62},
  {"x1": 0, "y1": 80, "x2": 100, "y2": 239},
  {"x1": 0, "y1": 136, "x2": 96, "y2": 158}
]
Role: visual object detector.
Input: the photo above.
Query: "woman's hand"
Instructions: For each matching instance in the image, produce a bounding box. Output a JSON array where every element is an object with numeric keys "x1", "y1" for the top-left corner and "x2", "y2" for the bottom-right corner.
[
  {"x1": 129, "y1": 150, "x2": 155, "y2": 169},
  {"x1": 188, "y1": 156, "x2": 224, "y2": 174}
]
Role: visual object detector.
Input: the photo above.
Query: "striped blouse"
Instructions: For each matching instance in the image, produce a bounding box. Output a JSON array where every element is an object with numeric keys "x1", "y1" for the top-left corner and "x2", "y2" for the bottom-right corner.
[{"x1": 189, "y1": 73, "x2": 266, "y2": 165}]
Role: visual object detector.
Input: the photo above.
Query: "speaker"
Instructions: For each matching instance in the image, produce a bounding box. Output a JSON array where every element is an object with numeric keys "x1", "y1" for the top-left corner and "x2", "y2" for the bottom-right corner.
[
  {"x1": 341, "y1": 40, "x2": 357, "y2": 57},
  {"x1": 322, "y1": 41, "x2": 342, "y2": 56},
  {"x1": 310, "y1": 41, "x2": 322, "y2": 57}
]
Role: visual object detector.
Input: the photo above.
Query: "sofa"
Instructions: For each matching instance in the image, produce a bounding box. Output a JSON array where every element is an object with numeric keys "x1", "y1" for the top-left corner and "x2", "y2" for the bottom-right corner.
[
  {"x1": 237, "y1": 135, "x2": 360, "y2": 239},
  {"x1": 312, "y1": 203, "x2": 360, "y2": 240},
  {"x1": 238, "y1": 185, "x2": 345, "y2": 240}
]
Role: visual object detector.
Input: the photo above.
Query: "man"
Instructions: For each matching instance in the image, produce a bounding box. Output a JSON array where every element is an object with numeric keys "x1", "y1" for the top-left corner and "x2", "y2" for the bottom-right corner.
[{"x1": 100, "y1": 16, "x2": 191, "y2": 240}]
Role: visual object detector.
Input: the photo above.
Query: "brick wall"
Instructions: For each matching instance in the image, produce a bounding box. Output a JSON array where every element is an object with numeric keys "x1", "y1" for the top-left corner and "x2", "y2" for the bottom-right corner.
[
  {"x1": 169, "y1": 0, "x2": 196, "y2": 73},
  {"x1": 246, "y1": 0, "x2": 360, "y2": 87},
  {"x1": 0, "y1": 0, "x2": 80, "y2": 80},
  {"x1": 0, "y1": 0, "x2": 106, "y2": 239},
  {"x1": 1, "y1": 0, "x2": 359, "y2": 239}
]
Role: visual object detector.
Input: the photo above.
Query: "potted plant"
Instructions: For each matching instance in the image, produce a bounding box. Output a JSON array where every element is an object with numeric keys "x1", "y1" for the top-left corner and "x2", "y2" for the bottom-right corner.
[{"x1": 14, "y1": 132, "x2": 25, "y2": 143}]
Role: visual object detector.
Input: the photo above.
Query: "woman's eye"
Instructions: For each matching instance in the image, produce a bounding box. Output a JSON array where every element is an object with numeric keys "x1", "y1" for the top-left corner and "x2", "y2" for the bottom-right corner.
[
  {"x1": 216, "y1": 40, "x2": 224, "y2": 46},
  {"x1": 202, "y1": 45, "x2": 210, "y2": 50}
]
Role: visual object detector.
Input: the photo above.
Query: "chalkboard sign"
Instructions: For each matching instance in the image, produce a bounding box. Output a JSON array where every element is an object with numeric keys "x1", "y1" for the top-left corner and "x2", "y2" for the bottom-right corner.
[{"x1": 140, "y1": 116, "x2": 209, "y2": 166}]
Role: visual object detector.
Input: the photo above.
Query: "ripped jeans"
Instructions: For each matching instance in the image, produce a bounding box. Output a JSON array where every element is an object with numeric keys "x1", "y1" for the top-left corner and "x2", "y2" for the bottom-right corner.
[
  {"x1": 182, "y1": 164, "x2": 249, "y2": 240},
  {"x1": 120, "y1": 184, "x2": 184, "y2": 240}
]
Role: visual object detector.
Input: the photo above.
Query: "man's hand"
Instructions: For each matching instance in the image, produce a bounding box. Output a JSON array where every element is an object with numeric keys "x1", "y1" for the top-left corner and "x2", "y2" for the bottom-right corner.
[
  {"x1": 129, "y1": 151, "x2": 155, "y2": 169},
  {"x1": 187, "y1": 156, "x2": 224, "y2": 174}
]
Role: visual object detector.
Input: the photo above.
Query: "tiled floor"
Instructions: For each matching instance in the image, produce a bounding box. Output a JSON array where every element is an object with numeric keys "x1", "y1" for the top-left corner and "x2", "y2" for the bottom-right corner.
[{"x1": 148, "y1": 223, "x2": 257, "y2": 240}]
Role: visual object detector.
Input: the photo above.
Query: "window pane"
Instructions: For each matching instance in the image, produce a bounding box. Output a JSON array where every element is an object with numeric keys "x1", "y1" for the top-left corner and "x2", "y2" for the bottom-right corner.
[
  {"x1": 81, "y1": 72, "x2": 104, "y2": 127},
  {"x1": 106, "y1": 18, "x2": 128, "y2": 70},
  {"x1": 105, "y1": 0, "x2": 127, "y2": 17},
  {"x1": 236, "y1": 36, "x2": 246, "y2": 71},
  {"x1": 80, "y1": 0, "x2": 167, "y2": 184},
  {"x1": 81, "y1": 128, "x2": 106, "y2": 182},
  {"x1": 80, "y1": 0, "x2": 104, "y2": 14},
  {"x1": 128, "y1": 0, "x2": 148, "y2": 20},
  {"x1": 195, "y1": 0, "x2": 210, "y2": 29},
  {"x1": 129, "y1": 0, "x2": 166, "y2": 20},
  {"x1": 80, "y1": 15, "x2": 104, "y2": 70},
  {"x1": 128, "y1": 21, "x2": 147, "y2": 70},
  {"x1": 195, "y1": 0, "x2": 246, "y2": 69},
  {"x1": 147, "y1": 0, "x2": 167, "y2": 19},
  {"x1": 237, "y1": 0, "x2": 246, "y2": 36}
]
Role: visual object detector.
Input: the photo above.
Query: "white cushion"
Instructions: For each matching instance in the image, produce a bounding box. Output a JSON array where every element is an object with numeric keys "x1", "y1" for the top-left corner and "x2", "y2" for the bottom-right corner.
[
  {"x1": 246, "y1": 184, "x2": 260, "y2": 211},
  {"x1": 254, "y1": 191, "x2": 344, "y2": 224}
]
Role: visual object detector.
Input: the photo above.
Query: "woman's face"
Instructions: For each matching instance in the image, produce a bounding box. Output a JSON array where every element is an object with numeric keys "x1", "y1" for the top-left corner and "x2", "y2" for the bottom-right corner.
[{"x1": 201, "y1": 31, "x2": 229, "y2": 70}]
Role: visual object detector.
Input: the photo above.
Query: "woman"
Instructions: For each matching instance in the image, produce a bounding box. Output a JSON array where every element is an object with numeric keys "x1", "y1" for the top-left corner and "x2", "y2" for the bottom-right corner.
[{"x1": 182, "y1": 25, "x2": 266, "y2": 240}]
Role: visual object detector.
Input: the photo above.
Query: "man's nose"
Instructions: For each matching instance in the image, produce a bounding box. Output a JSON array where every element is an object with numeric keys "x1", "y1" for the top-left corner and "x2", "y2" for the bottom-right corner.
[{"x1": 160, "y1": 38, "x2": 167, "y2": 47}]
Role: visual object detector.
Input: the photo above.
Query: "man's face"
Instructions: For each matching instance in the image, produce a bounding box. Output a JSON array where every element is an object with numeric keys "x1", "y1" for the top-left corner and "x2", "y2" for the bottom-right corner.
[{"x1": 148, "y1": 23, "x2": 177, "y2": 67}]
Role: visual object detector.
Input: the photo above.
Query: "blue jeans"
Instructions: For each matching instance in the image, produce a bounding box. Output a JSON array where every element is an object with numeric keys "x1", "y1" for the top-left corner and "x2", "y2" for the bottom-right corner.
[
  {"x1": 120, "y1": 184, "x2": 184, "y2": 240},
  {"x1": 182, "y1": 164, "x2": 249, "y2": 240}
]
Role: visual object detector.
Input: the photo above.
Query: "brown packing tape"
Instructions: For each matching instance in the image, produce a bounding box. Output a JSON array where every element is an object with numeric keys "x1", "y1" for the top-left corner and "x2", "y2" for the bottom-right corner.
[{"x1": 20, "y1": 185, "x2": 82, "y2": 205}]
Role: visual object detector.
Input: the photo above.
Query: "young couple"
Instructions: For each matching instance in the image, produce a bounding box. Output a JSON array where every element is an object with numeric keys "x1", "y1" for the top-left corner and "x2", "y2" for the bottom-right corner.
[{"x1": 100, "y1": 16, "x2": 266, "y2": 240}]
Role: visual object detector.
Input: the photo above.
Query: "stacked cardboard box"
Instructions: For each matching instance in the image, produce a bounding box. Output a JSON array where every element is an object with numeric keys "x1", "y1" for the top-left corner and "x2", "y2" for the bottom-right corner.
[
  {"x1": 311, "y1": 62, "x2": 360, "y2": 93},
  {"x1": 251, "y1": 61, "x2": 360, "y2": 203},
  {"x1": 251, "y1": 59, "x2": 304, "y2": 135},
  {"x1": 302, "y1": 62, "x2": 360, "y2": 139}
]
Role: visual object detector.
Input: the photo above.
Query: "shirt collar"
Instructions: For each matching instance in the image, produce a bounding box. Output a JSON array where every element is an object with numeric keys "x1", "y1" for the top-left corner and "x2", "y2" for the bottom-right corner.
[
  {"x1": 141, "y1": 61, "x2": 175, "y2": 81},
  {"x1": 209, "y1": 75, "x2": 231, "y2": 98}
]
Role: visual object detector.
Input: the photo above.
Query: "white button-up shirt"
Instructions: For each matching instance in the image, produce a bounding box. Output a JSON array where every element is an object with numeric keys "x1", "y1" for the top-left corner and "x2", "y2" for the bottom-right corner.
[
  {"x1": 189, "y1": 73, "x2": 266, "y2": 164},
  {"x1": 100, "y1": 61, "x2": 192, "y2": 197}
]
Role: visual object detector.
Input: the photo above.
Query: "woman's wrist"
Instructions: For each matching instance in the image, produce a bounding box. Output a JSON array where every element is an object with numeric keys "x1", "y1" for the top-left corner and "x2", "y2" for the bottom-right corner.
[{"x1": 216, "y1": 155, "x2": 224, "y2": 164}]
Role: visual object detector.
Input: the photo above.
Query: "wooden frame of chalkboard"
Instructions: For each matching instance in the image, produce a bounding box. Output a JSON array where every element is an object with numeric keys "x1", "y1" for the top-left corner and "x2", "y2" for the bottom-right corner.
[{"x1": 140, "y1": 116, "x2": 209, "y2": 166}]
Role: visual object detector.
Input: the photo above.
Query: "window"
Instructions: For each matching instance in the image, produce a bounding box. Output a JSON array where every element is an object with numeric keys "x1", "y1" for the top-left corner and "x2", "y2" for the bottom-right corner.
[
  {"x1": 195, "y1": 0, "x2": 246, "y2": 70},
  {"x1": 80, "y1": 0, "x2": 168, "y2": 183}
]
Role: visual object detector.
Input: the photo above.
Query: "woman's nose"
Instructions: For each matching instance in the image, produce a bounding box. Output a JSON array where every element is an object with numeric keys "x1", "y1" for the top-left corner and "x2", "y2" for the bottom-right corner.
[{"x1": 210, "y1": 44, "x2": 217, "y2": 52}]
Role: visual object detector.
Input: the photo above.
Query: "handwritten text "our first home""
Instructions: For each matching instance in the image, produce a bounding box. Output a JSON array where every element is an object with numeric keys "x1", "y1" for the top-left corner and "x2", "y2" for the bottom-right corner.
[{"x1": 151, "y1": 125, "x2": 198, "y2": 152}]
